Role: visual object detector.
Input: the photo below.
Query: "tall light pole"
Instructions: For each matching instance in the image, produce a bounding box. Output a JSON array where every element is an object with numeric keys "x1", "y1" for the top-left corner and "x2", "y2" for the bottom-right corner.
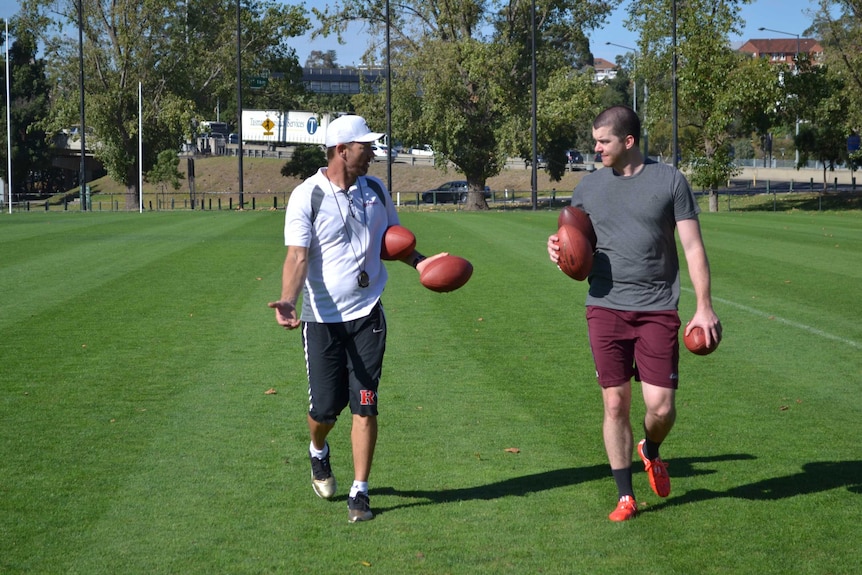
[
  {"x1": 385, "y1": 0, "x2": 392, "y2": 193},
  {"x1": 605, "y1": 42, "x2": 637, "y2": 113},
  {"x1": 606, "y1": 41, "x2": 648, "y2": 157},
  {"x1": 530, "y1": 0, "x2": 537, "y2": 210},
  {"x1": 5, "y1": 19, "x2": 12, "y2": 214},
  {"x1": 236, "y1": 0, "x2": 244, "y2": 209},
  {"x1": 672, "y1": 0, "x2": 678, "y2": 168},
  {"x1": 77, "y1": 0, "x2": 87, "y2": 210},
  {"x1": 759, "y1": 26, "x2": 801, "y2": 166}
]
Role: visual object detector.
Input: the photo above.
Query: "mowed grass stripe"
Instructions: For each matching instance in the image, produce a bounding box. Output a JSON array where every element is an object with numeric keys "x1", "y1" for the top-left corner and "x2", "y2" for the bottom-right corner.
[
  {"x1": 2, "y1": 209, "x2": 860, "y2": 574},
  {"x1": 694, "y1": 212, "x2": 862, "y2": 343},
  {"x1": 0, "y1": 213, "x2": 260, "y2": 333},
  {"x1": 1, "y1": 212, "x2": 287, "y2": 572},
  {"x1": 383, "y1": 212, "x2": 598, "y2": 468}
]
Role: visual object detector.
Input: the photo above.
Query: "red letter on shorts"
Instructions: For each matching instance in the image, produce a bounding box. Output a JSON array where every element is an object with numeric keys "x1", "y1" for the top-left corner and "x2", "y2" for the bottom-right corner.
[{"x1": 360, "y1": 390, "x2": 376, "y2": 406}]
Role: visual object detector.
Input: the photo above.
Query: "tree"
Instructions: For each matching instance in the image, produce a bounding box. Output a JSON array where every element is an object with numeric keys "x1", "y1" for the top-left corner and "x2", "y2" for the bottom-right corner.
[
  {"x1": 19, "y1": 0, "x2": 309, "y2": 209},
  {"x1": 146, "y1": 149, "x2": 184, "y2": 195},
  {"x1": 314, "y1": 0, "x2": 618, "y2": 209},
  {"x1": 0, "y1": 27, "x2": 53, "y2": 199},
  {"x1": 305, "y1": 50, "x2": 338, "y2": 68},
  {"x1": 785, "y1": 55, "x2": 852, "y2": 189},
  {"x1": 810, "y1": 0, "x2": 862, "y2": 135},
  {"x1": 628, "y1": 0, "x2": 779, "y2": 211},
  {"x1": 280, "y1": 144, "x2": 326, "y2": 179}
]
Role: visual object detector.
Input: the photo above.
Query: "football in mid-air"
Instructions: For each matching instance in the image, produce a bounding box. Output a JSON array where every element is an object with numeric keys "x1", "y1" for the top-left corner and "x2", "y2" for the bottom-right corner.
[
  {"x1": 419, "y1": 255, "x2": 473, "y2": 292},
  {"x1": 556, "y1": 224, "x2": 593, "y2": 281},
  {"x1": 557, "y1": 206, "x2": 597, "y2": 251},
  {"x1": 684, "y1": 326, "x2": 718, "y2": 355},
  {"x1": 381, "y1": 225, "x2": 416, "y2": 260}
]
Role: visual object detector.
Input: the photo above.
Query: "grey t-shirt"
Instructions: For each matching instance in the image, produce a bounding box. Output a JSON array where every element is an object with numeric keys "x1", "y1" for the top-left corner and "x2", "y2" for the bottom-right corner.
[{"x1": 570, "y1": 160, "x2": 700, "y2": 311}]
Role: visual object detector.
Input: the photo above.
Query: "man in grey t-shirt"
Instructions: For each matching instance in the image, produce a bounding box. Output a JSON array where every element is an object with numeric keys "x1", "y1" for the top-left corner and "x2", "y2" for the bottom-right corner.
[{"x1": 548, "y1": 106, "x2": 722, "y2": 521}]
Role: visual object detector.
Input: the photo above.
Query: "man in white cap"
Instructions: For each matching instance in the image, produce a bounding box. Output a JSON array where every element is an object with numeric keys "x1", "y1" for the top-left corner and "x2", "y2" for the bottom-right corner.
[{"x1": 269, "y1": 115, "x2": 445, "y2": 523}]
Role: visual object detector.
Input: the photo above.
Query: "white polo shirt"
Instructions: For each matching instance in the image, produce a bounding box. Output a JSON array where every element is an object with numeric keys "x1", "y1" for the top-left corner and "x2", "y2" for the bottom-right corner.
[{"x1": 284, "y1": 168, "x2": 399, "y2": 323}]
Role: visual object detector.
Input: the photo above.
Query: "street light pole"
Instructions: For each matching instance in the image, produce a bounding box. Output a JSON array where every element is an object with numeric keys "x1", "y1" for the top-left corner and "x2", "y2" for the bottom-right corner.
[
  {"x1": 605, "y1": 42, "x2": 637, "y2": 114},
  {"x1": 236, "y1": 0, "x2": 244, "y2": 209},
  {"x1": 759, "y1": 26, "x2": 801, "y2": 166},
  {"x1": 77, "y1": 0, "x2": 87, "y2": 210},
  {"x1": 672, "y1": 0, "x2": 678, "y2": 169},
  {"x1": 605, "y1": 41, "x2": 647, "y2": 157},
  {"x1": 530, "y1": 0, "x2": 537, "y2": 210}
]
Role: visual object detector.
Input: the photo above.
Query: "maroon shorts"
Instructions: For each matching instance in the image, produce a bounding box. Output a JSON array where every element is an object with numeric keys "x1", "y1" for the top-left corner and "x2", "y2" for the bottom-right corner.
[{"x1": 585, "y1": 306, "x2": 680, "y2": 389}]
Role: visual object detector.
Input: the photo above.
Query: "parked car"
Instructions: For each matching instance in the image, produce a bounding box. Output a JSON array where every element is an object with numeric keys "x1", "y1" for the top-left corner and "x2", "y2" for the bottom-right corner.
[
  {"x1": 567, "y1": 149, "x2": 584, "y2": 169},
  {"x1": 410, "y1": 144, "x2": 434, "y2": 156},
  {"x1": 525, "y1": 155, "x2": 548, "y2": 169},
  {"x1": 228, "y1": 133, "x2": 239, "y2": 144},
  {"x1": 371, "y1": 144, "x2": 398, "y2": 162},
  {"x1": 422, "y1": 181, "x2": 491, "y2": 204}
]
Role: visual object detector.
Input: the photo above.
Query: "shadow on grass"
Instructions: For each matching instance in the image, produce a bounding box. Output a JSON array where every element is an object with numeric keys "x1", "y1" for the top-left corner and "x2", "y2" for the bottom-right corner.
[
  {"x1": 373, "y1": 453, "x2": 766, "y2": 515},
  {"x1": 642, "y1": 460, "x2": 862, "y2": 515}
]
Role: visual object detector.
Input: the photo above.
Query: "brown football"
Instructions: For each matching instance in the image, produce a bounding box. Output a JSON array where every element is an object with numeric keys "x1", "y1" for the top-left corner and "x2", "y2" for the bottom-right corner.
[
  {"x1": 556, "y1": 224, "x2": 593, "y2": 281},
  {"x1": 419, "y1": 255, "x2": 473, "y2": 292},
  {"x1": 381, "y1": 225, "x2": 416, "y2": 260},
  {"x1": 557, "y1": 206, "x2": 597, "y2": 251},
  {"x1": 684, "y1": 326, "x2": 719, "y2": 356}
]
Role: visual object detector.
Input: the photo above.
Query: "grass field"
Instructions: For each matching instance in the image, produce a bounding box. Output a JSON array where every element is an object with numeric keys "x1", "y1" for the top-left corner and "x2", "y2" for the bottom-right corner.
[{"x1": 1, "y1": 208, "x2": 860, "y2": 574}]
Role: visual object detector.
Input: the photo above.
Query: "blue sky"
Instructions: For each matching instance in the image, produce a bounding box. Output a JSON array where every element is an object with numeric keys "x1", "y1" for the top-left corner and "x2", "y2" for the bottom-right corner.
[{"x1": 0, "y1": 0, "x2": 820, "y2": 65}]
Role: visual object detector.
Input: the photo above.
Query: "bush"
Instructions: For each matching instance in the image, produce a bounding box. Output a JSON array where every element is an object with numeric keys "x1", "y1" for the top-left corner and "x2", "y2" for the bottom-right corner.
[{"x1": 281, "y1": 145, "x2": 326, "y2": 179}]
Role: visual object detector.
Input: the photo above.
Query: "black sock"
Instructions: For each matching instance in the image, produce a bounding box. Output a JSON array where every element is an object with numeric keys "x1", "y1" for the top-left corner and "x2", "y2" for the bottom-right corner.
[
  {"x1": 642, "y1": 431, "x2": 662, "y2": 461},
  {"x1": 612, "y1": 467, "x2": 634, "y2": 499}
]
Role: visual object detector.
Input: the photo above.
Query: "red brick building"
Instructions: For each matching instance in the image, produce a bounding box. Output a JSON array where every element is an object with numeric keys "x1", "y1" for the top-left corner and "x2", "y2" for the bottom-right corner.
[{"x1": 738, "y1": 38, "x2": 823, "y2": 69}]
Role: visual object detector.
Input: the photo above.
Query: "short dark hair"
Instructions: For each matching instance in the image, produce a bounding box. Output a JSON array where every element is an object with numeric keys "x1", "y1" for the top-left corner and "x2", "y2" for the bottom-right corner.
[{"x1": 594, "y1": 106, "x2": 640, "y2": 146}]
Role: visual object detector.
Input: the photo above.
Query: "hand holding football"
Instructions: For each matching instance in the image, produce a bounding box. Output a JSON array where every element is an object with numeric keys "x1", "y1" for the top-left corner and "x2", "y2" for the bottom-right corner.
[
  {"x1": 684, "y1": 326, "x2": 719, "y2": 355},
  {"x1": 557, "y1": 206, "x2": 597, "y2": 251},
  {"x1": 419, "y1": 255, "x2": 473, "y2": 292},
  {"x1": 556, "y1": 224, "x2": 593, "y2": 281}
]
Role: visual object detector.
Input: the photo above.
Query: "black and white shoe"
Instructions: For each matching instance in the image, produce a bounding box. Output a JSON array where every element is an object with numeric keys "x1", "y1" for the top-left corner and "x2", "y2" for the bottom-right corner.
[
  {"x1": 309, "y1": 445, "x2": 336, "y2": 499},
  {"x1": 348, "y1": 491, "x2": 373, "y2": 523}
]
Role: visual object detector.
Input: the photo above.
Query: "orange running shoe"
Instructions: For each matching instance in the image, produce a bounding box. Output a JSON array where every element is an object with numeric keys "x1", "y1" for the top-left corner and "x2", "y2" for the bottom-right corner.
[
  {"x1": 608, "y1": 495, "x2": 638, "y2": 521},
  {"x1": 638, "y1": 439, "x2": 670, "y2": 497}
]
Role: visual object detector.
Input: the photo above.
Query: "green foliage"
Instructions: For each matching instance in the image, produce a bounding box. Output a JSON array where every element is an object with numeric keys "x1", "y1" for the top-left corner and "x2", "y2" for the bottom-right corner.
[
  {"x1": 316, "y1": 0, "x2": 617, "y2": 201},
  {"x1": 630, "y1": 0, "x2": 778, "y2": 200},
  {"x1": 811, "y1": 0, "x2": 862, "y2": 134},
  {"x1": 0, "y1": 28, "x2": 53, "y2": 195},
  {"x1": 145, "y1": 150, "x2": 184, "y2": 193},
  {"x1": 731, "y1": 137, "x2": 755, "y2": 160},
  {"x1": 784, "y1": 56, "x2": 852, "y2": 183},
  {"x1": 280, "y1": 144, "x2": 326, "y2": 179},
  {"x1": 20, "y1": 0, "x2": 310, "y2": 201}
]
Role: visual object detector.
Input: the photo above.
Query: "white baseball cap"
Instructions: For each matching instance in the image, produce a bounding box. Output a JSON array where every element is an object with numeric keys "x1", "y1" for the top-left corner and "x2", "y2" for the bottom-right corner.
[{"x1": 325, "y1": 115, "x2": 384, "y2": 147}]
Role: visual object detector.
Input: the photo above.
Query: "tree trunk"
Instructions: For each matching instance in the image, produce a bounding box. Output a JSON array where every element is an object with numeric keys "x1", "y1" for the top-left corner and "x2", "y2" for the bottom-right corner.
[
  {"x1": 708, "y1": 189, "x2": 719, "y2": 212},
  {"x1": 462, "y1": 190, "x2": 488, "y2": 211},
  {"x1": 125, "y1": 184, "x2": 138, "y2": 211},
  {"x1": 124, "y1": 164, "x2": 139, "y2": 210}
]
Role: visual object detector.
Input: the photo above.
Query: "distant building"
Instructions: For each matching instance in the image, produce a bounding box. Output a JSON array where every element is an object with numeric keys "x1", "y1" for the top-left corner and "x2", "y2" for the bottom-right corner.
[
  {"x1": 301, "y1": 67, "x2": 386, "y2": 95},
  {"x1": 737, "y1": 38, "x2": 823, "y2": 69},
  {"x1": 591, "y1": 58, "x2": 619, "y2": 82}
]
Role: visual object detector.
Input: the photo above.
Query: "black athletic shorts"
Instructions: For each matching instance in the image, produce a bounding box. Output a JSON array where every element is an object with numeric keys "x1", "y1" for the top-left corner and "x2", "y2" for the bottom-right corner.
[{"x1": 302, "y1": 301, "x2": 386, "y2": 424}]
